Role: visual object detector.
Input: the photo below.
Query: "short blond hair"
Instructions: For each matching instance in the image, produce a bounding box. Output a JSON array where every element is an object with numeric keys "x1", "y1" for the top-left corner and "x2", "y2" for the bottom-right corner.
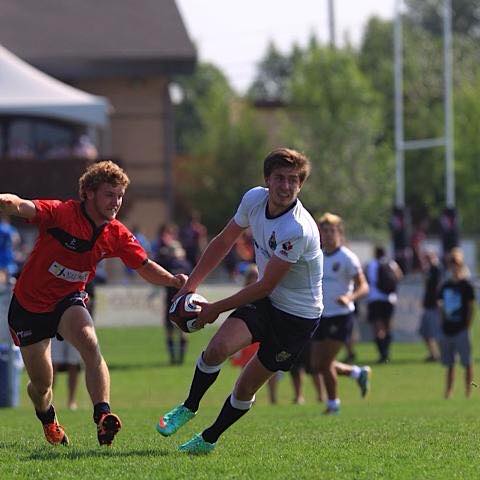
[
  {"x1": 318, "y1": 212, "x2": 344, "y2": 236},
  {"x1": 79, "y1": 161, "x2": 130, "y2": 200}
]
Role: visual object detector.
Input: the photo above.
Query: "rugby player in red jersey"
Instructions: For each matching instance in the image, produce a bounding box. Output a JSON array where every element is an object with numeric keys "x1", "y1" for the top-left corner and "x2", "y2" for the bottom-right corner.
[{"x1": 0, "y1": 161, "x2": 187, "y2": 447}]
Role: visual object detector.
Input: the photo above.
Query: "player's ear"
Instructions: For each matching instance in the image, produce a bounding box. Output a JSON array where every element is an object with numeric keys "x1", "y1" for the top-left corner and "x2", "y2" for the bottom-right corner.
[{"x1": 85, "y1": 190, "x2": 95, "y2": 200}]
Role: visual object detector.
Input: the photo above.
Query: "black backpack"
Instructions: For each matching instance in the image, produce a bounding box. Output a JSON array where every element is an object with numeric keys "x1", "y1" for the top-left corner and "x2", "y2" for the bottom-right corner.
[{"x1": 376, "y1": 259, "x2": 398, "y2": 294}]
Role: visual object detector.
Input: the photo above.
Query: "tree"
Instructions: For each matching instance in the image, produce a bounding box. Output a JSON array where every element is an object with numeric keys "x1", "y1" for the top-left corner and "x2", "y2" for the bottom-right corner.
[
  {"x1": 405, "y1": 0, "x2": 480, "y2": 38},
  {"x1": 173, "y1": 63, "x2": 268, "y2": 232},
  {"x1": 286, "y1": 46, "x2": 394, "y2": 234}
]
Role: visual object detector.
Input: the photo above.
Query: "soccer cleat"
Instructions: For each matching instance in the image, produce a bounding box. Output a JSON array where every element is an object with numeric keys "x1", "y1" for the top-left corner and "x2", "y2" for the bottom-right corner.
[
  {"x1": 357, "y1": 366, "x2": 372, "y2": 398},
  {"x1": 43, "y1": 421, "x2": 69, "y2": 446},
  {"x1": 156, "y1": 404, "x2": 196, "y2": 437},
  {"x1": 97, "y1": 413, "x2": 122, "y2": 446},
  {"x1": 179, "y1": 433, "x2": 216, "y2": 455}
]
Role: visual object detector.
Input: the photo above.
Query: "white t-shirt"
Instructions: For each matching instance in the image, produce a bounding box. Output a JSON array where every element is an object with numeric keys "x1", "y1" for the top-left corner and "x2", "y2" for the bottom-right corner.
[
  {"x1": 234, "y1": 187, "x2": 323, "y2": 319},
  {"x1": 322, "y1": 246, "x2": 362, "y2": 317}
]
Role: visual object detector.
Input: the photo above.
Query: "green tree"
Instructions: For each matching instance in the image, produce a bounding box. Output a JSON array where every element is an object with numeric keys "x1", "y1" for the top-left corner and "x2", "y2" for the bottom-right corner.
[
  {"x1": 286, "y1": 46, "x2": 394, "y2": 234},
  {"x1": 174, "y1": 63, "x2": 268, "y2": 232}
]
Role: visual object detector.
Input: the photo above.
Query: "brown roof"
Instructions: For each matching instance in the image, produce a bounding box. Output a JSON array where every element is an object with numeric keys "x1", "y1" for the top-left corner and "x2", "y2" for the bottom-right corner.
[{"x1": 0, "y1": 0, "x2": 197, "y2": 78}]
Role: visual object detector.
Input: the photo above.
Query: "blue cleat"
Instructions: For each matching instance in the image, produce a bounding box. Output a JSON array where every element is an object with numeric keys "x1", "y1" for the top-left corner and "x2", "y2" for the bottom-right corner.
[
  {"x1": 179, "y1": 433, "x2": 216, "y2": 455},
  {"x1": 156, "y1": 404, "x2": 196, "y2": 437},
  {"x1": 357, "y1": 366, "x2": 372, "y2": 398}
]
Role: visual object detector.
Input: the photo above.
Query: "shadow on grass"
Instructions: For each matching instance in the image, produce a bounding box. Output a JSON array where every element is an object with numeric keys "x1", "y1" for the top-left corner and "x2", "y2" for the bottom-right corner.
[{"x1": 27, "y1": 446, "x2": 169, "y2": 461}]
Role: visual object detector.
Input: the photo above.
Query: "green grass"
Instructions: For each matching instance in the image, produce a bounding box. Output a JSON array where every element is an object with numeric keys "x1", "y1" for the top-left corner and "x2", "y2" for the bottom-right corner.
[{"x1": 2, "y1": 323, "x2": 480, "y2": 479}]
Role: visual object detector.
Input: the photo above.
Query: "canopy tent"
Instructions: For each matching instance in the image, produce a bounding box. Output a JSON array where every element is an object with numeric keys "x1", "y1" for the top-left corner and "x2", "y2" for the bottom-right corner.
[{"x1": 0, "y1": 44, "x2": 110, "y2": 127}]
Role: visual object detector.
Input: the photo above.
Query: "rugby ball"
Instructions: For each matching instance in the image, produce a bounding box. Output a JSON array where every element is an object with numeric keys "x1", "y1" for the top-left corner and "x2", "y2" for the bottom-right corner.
[{"x1": 168, "y1": 293, "x2": 207, "y2": 333}]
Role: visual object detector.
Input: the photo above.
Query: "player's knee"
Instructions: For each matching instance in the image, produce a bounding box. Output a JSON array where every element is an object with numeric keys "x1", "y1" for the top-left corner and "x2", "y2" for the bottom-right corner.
[
  {"x1": 76, "y1": 334, "x2": 101, "y2": 364},
  {"x1": 204, "y1": 341, "x2": 229, "y2": 365},
  {"x1": 28, "y1": 379, "x2": 52, "y2": 397}
]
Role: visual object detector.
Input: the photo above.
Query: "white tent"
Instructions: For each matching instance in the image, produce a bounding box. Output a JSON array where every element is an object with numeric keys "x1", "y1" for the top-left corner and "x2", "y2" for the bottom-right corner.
[{"x1": 0, "y1": 44, "x2": 110, "y2": 127}]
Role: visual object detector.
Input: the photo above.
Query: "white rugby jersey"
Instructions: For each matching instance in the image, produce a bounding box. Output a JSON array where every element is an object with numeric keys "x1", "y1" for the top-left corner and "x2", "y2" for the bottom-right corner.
[
  {"x1": 234, "y1": 187, "x2": 323, "y2": 319},
  {"x1": 322, "y1": 246, "x2": 362, "y2": 317}
]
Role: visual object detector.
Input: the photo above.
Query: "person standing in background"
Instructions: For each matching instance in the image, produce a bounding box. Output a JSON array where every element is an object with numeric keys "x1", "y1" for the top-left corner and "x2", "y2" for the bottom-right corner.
[
  {"x1": 418, "y1": 251, "x2": 442, "y2": 362},
  {"x1": 437, "y1": 247, "x2": 475, "y2": 399},
  {"x1": 366, "y1": 246, "x2": 403, "y2": 364}
]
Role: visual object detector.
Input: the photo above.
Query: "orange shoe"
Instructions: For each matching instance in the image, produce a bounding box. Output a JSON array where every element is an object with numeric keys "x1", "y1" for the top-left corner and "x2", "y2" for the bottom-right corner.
[
  {"x1": 97, "y1": 413, "x2": 122, "y2": 446},
  {"x1": 43, "y1": 421, "x2": 69, "y2": 445}
]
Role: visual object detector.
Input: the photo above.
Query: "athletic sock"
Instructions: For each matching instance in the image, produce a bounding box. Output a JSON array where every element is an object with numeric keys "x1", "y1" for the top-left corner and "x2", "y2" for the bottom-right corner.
[
  {"x1": 202, "y1": 394, "x2": 254, "y2": 444},
  {"x1": 384, "y1": 333, "x2": 392, "y2": 358},
  {"x1": 93, "y1": 402, "x2": 111, "y2": 424},
  {"x1": 35, "y1": 404, "x2": 56, "y2": 425},
  {"x1": 350, "y1": 365, "x2": 361, "y2": 379},
  {"x1": 179, "y1": 337, "x2": 187, "y2": 364},
  {"x1": 167, "y1": 338, "x2": 175, "y2": 364},
  {"x1": 183, "y1": 352, "x2": 222, "y2": 412},
  {"x1": 327, "y1": 398, "x2": 340, "y2": 411}
]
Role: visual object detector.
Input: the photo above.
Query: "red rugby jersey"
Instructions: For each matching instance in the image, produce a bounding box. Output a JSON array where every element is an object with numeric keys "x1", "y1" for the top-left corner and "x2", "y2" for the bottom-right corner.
[{"x1": 14, "y1": 199, "x2": 148, "y2": 313}]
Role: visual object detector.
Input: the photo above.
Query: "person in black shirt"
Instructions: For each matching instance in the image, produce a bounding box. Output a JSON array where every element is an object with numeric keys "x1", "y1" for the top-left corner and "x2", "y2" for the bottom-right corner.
[
  {"x1": 437, "y1": 248, "x2": 475, "y2": 399},
  {"x1": 418, "y1": 251, "x2": 442, "y2": 362}
]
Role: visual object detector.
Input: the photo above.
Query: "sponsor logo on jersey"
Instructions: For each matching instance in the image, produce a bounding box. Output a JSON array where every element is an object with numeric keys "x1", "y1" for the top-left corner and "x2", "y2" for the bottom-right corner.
[
  {"x1": 332, "y1": 262, "x2": 340, "y2": 272},
  {"x1": 280, "y1": 240, "x2": 293, "y2": 257},
  {"x1": 48, "y1": 261, "x2": 90, "y2": 283},
  {"x1": 268, "y1": 231, "x2": 277, "y2": 250},
  {"x1": 275, "y1": 350, "x2": 291, "y2": 362}
]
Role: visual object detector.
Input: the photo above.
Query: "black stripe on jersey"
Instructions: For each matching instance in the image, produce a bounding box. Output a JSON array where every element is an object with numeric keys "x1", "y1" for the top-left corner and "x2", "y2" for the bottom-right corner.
[{"x1": 47, "y1": 203, "x2": 107, "y2": 253}]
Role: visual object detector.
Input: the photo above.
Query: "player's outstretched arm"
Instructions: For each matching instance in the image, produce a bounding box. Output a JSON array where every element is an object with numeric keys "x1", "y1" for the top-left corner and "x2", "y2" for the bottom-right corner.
[
  {"x1": 0, "y1": 193, "x2": 36, "y2": 219},
  {"x1": 136, "y1": 259, "x2": 188, "y2": 289}
]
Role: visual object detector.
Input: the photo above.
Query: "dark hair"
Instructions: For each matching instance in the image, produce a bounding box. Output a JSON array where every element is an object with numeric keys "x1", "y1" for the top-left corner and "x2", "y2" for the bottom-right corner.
[
  {"x1": 263, "y1": 148, "x2": 311, "y2": 183},
  {"x1": 375, "y1": 246, "x2": 386, "y2": 259},
  {"x1": 79, "y1": 161, "x2": 130, "y2": 200}
]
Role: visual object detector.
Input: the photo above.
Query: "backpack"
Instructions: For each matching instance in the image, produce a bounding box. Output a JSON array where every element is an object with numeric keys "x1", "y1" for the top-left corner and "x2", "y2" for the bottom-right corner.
[{"x1": 376, "y1": 259, "x2": 398, "y2": 294}]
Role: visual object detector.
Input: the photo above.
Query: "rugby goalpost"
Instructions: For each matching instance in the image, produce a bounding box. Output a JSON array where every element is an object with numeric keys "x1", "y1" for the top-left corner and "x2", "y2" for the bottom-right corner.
[{"x1": 394, "y1": 0, "x2": 455, "y2": 208}]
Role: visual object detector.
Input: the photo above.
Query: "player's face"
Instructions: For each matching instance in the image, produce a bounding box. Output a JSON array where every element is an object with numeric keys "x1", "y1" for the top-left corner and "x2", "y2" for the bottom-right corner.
[
  {"x1": 88, "y1": 183, "x2": 125, "y2": 222},
  {"x1": 319, "y1": 223, "x2": 342, "y2": 251},
  {"x1": 265, "y1": 167, "x2": 303, "y2": 214}
]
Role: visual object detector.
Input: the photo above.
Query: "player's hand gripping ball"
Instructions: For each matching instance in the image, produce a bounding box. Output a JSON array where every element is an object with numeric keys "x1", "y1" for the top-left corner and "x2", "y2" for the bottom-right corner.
[{"x1": 168, "y1": 293, "x2": 208, "y2": 333}]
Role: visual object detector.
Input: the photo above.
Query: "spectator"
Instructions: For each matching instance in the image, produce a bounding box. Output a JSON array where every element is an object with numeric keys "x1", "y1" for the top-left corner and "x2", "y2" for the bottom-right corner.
[
  {"x1": 438, "y1": 247, "x2": 475, "y2": 399},
  {"x1": 163, "y1": 242, "x2": 192, "y2": 365},
  {"x1": 179, "y1": 211, "x2": 207, "y2": 267},
  {"x1": 0, "y1": 214, "x2": 21, "y2": 279},
  {"x1": 366, "y1": 246, "x2": 403, "y2": 364},
  {"x1": 418, "y1": 250, "x2": 442, "y2": 362}
]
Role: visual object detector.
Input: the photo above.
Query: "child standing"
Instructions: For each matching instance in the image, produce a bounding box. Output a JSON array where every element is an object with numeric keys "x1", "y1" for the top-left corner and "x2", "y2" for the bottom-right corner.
[{"x1": 437, "y1": 248, "x2": 476, "y2": 398}]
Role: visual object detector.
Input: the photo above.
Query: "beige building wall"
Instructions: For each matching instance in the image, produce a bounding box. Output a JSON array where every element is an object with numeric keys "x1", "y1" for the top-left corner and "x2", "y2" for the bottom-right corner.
[{"x1": 75, "y1": 76, "x2": 172, "y2": 239}]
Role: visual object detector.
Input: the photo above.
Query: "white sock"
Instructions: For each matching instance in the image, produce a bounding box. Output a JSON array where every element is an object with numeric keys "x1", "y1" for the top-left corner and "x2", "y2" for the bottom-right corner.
[
  {"x1": 196, "y1": 352, "x2": 222, "y2": 374},
  {"x1": 350, "y1": 366, "x2": 361, "y2": 379},
  {"x1": 327, "y1": 398, "x2": 340, "y2": 410}
]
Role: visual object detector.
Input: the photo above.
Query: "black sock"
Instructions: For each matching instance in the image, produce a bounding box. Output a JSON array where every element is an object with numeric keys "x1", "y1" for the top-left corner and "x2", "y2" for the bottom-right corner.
[
  {"x1": 202, "y1": 395, "x2": 251, "y2": 444},
  {"x1": 35, "y1": 404, "x2": 56, "y2": 425},
  {"x1": 93, "y1": 402, "x2": 111, "y2": 424},
  {"x1": 183, "y1": 354, "x2": 221, "y2": 412},
  {"x1": 167, "y1": 338, "x2": 175, "y2": 363},
  {"x1": 179, "y1": 338, "x2": 187, "y2": 364},
  {"x1": 384, "y1": 334, "x2": 392, "y2": 358},
  {"x1": 375, "y1": 337, "x2": 384, "y2": 358}
]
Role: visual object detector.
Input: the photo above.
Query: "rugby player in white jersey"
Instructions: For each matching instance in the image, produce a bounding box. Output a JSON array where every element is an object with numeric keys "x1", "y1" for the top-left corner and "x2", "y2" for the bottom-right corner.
[
  {"x1": 156, "y1": 148, "x2": 323, "y2": 454},
  {"x1": 311, "y1": 213, "x2": 371, "y2": 414}
]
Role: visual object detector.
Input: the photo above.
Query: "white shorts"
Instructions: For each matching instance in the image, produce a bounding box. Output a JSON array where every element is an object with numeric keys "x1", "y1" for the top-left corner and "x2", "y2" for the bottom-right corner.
[{"x1": 50, "y1": 337, "x2": 82, "y2": 365}]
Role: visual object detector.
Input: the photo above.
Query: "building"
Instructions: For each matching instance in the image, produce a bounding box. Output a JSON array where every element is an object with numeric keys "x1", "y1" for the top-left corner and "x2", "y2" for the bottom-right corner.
[{"x1": 0, "y1": 0, "x2": 196, "y2": 237}]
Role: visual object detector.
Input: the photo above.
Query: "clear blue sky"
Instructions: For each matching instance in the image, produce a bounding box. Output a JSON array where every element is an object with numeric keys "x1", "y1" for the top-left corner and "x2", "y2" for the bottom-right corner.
[{"x1": 176, "y1": 0, "x2": 395, "y2": 93}]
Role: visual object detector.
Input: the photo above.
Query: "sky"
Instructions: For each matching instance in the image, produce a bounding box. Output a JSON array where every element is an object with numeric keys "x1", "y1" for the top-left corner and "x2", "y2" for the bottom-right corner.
[{"x1": 176, "y1": 0, "x2": 396, "y2": 93}]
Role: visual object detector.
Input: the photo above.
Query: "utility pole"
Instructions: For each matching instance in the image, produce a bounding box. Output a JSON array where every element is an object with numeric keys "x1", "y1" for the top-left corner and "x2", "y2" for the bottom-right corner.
[{"x1": 327, "y1": 0, "x2": 336, "y2": 48}]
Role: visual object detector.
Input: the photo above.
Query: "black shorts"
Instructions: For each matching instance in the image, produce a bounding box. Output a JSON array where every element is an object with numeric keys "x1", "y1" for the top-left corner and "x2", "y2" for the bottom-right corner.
[
  {"x1": 229, "y1": 297, "x2": 320, "y2": 372},
  {"x1": 367, "y1": 301, "x2": 394, "y2": 324},
  {"x1": 312, "y1": 313, "x2": 354, "y2": 342},
  {"x1": 290, "y1": 340, "x2": 314, "y2": 374},
  {"x1": 8, "y1": 292, "x2": 88, "y2": 347}
]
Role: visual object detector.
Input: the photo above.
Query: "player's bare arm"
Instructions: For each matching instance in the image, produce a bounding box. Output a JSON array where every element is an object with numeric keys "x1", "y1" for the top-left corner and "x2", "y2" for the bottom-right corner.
[
  {"x1": 194, "y1": 255, "x2": 292, "y2": 328},
  {"x1": 176, "y1": 219, "x2": 245, "y2": 296},
  {"x1": 337, "y1": 270, "x2": 369, "y2": 305},
  {"x1": 136, "y1": 259, "x2": 188, "y2": 289},
  {"x1": 0, "y1": 193, "x2": 36, "y2": 219}
]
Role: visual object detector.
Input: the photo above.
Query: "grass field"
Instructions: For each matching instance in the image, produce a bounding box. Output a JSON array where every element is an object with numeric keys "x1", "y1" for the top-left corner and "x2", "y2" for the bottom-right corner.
[{"x1": 2, "y1": 320, "x2": 480, "y2": 479}]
